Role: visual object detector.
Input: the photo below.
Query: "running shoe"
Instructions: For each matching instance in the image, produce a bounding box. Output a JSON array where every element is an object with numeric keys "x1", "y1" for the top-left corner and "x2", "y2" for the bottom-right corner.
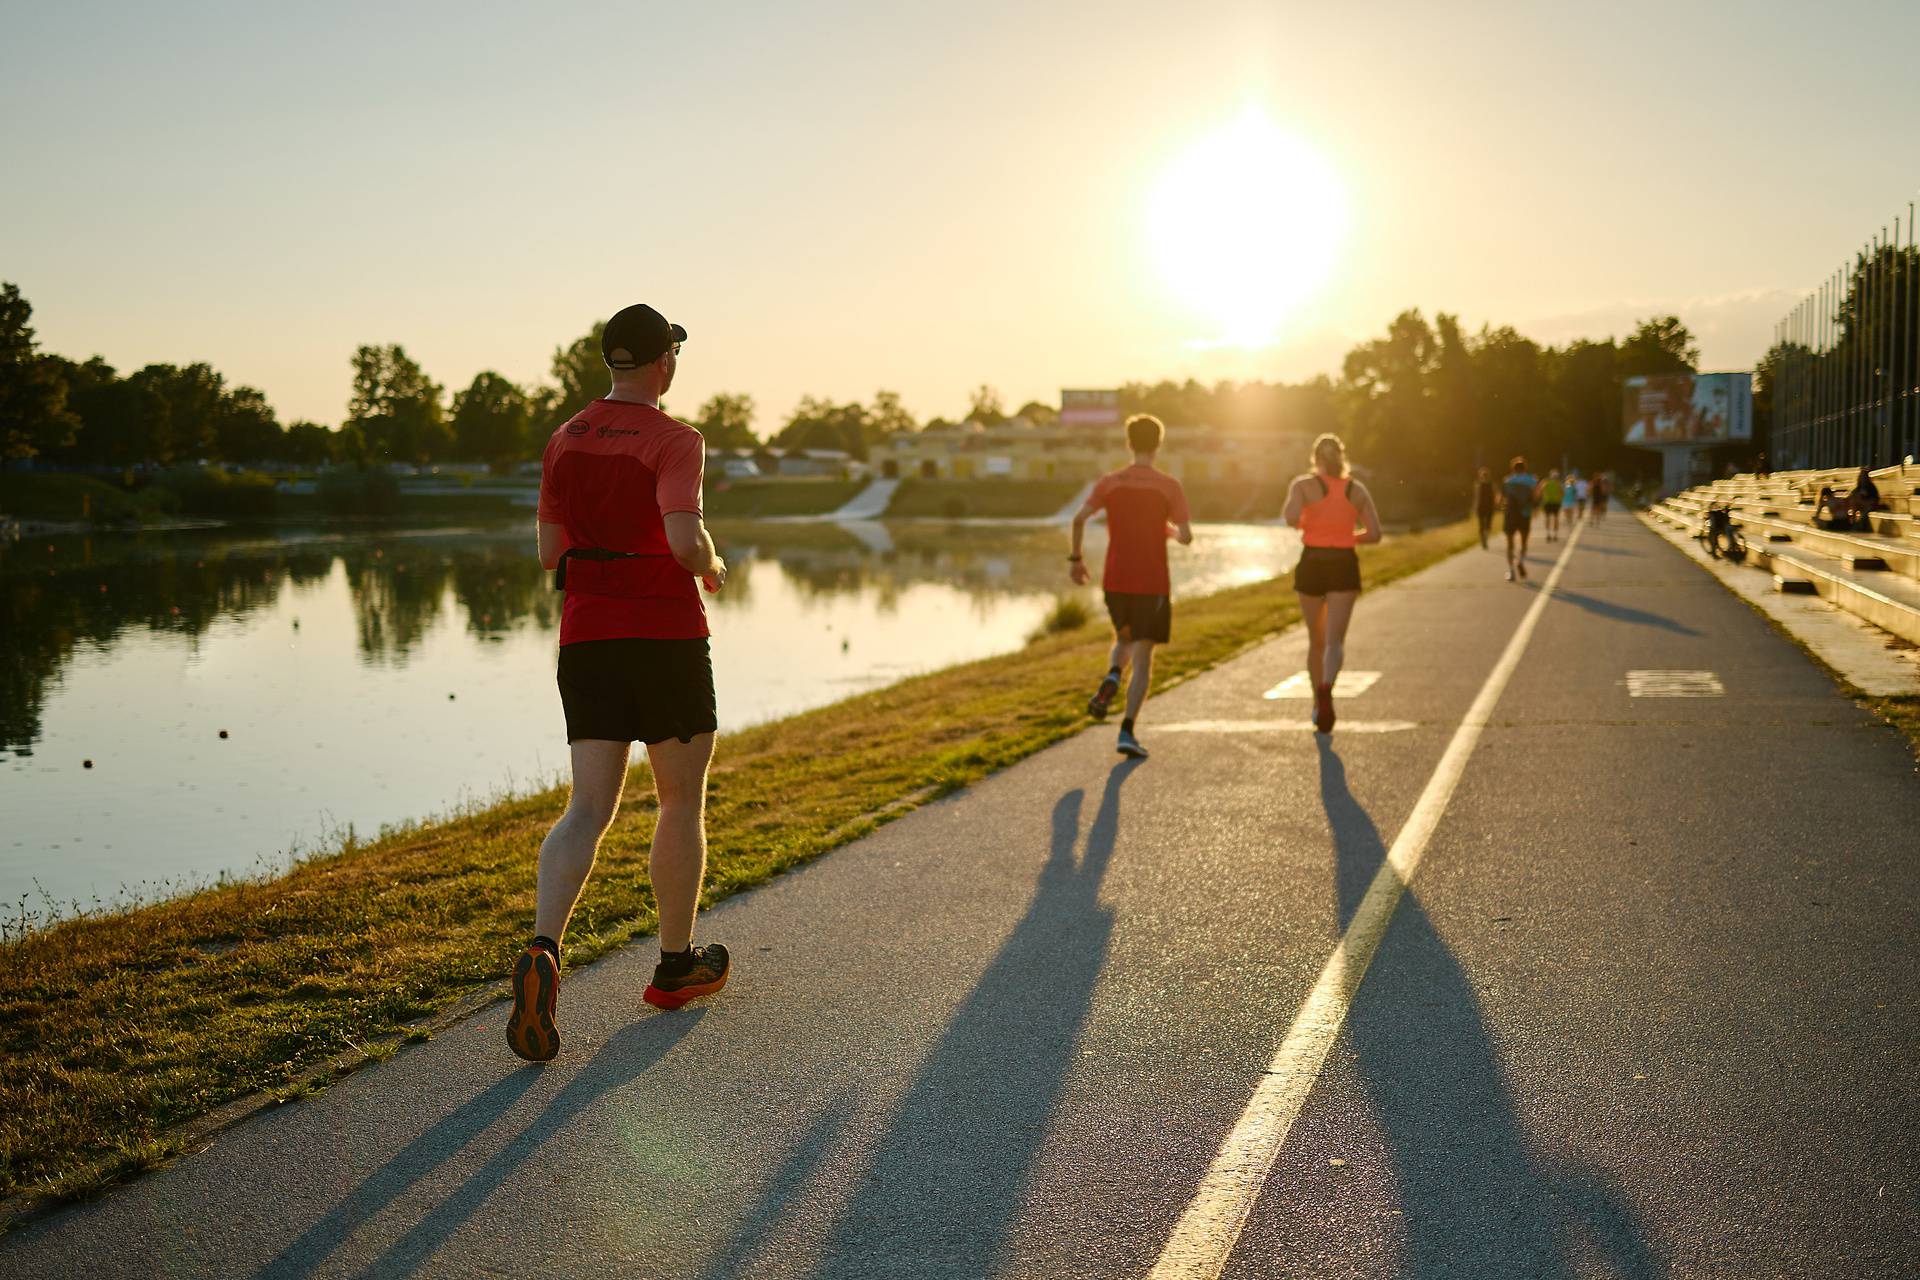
[
  {"x1": 643, "y1": 942, "x2": 731, "y2": 1011},
  {"x1": 1505, "y1": 566, "x2": 1515, "y2": 582},
  {"x1": 1313, "y1": 683, "x2": 1336, "y2": 734},
  {"x1": 506, "y1": 945, "x2": 561, "y2": 1062},
  {"x1": 1517, "y1": 559, "x2": 1529, "y2": 580},
  {"x1": 1116, "y1": 729, "x2": 1148, "y2": 759},
  {"x1": 1087, "y1": 672, "x2": 1121, "y2": 719}
]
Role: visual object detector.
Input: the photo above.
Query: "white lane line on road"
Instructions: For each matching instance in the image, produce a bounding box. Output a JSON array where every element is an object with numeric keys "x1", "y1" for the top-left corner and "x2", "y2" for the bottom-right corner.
[
  {"x1": 1263, "y1": 671, "x2": 1381, "y2": 700},
  {"x1": 1146, "y1": 522, "x2": 1586, "y2": 1280},
  {"x1": 1157, "y1": 720, "x2": 1419, "y2": 735}
]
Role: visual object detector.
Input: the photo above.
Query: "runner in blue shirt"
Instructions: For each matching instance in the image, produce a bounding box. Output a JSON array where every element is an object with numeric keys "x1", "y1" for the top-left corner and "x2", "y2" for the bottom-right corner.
[{"x1": 1501, "y1": 457, "x2": 1539, "y2": 581}]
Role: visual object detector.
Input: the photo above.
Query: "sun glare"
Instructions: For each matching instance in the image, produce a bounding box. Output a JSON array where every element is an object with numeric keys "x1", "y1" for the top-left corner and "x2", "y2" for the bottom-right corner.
[{"x1": 1147, "y1": 108, "x2": 1348, "y2": 347}]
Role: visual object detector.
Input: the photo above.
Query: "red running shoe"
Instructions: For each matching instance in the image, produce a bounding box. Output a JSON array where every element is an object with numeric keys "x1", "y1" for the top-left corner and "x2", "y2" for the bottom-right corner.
[
  {"x1": 506, "y1": 945, "x2": 560, "y2": 1062},
  {"x1": 1313, "y1": 682, "x2": 1336, "y2": 734},
  {"x1": 643, "y1": 943, "x2": 731, "y2": 1011}
]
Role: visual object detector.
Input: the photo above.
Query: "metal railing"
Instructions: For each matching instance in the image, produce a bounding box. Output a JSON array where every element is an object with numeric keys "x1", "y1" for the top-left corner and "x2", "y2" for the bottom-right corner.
[{"x1": 1770, "y1": 197, "x2": 1919, "y2": 470}]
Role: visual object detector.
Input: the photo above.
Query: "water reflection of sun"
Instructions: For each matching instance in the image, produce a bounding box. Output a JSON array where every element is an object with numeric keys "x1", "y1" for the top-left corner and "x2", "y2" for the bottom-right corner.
[{"x1": 1147, "y1": 107, "x2": 1347, "y2": 348}]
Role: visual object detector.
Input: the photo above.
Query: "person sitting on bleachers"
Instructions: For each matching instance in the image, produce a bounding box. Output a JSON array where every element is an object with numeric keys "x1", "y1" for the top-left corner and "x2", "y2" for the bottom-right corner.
[
  {"x1": 1814, "y1": 486, "x2": 1852, "y2": 531},
  {"x1": 1847, "y1": 467, "x2": 1882, "y2": 528}
]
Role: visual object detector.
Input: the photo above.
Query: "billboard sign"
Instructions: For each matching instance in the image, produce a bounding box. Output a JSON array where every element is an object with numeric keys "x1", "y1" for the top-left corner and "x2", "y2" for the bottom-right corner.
[
  {"x1": 1623, "y1": 373, "x2": 1753, "y2": 445},
  {"x1": 1060, "y1": 388, "x2": 1121, "y2": 428}
]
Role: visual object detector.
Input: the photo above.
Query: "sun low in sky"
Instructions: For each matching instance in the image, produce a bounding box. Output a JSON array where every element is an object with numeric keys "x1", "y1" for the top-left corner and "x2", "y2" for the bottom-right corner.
[{"x1": 1146, "y1": 107, "x2": 1348, "y2": 350}]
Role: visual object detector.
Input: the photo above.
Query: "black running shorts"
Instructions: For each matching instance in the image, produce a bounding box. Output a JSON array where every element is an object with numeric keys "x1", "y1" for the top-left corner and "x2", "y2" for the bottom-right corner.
[
  {"x1": 1503, "y1": 509, "x2": 1532, "y2": 536},
  {"x1": 1294, "y1": 546, "x2": 1361, "y2": 596},
  {"x1": 1104, "y1": 592, "x2": 1171, "y2": 644},
  {"x1": 556, "y1": 637, "x2": 718, "y2": 745}
]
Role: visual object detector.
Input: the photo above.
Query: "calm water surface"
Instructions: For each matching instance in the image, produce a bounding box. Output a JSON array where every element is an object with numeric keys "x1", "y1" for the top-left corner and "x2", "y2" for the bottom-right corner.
[{"x1": 1, "y1": 517, "x2": 1300, "y2": 915}]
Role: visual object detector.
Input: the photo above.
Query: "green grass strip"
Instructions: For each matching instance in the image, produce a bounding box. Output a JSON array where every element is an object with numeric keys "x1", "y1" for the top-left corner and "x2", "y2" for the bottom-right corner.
[{"x1": 0, "y1": 521, "x2": 1474, "y2": 1204}]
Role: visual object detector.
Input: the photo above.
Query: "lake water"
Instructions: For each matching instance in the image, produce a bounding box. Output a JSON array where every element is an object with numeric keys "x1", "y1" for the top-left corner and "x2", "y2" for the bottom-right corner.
[{"x1": 0, "y1": 518, "x2": 1300, "y2": 918}]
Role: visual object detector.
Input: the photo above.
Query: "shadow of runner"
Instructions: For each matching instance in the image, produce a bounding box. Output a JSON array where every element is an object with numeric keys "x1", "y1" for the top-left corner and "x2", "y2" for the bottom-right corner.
[
  {"x1": 254, "y1": 1069, "x2": 541, "y2": 1280},
  {"x1": 1549, "y1": 589, "x2": 1701, "y2": 636},
  {"x1": 1313, "y1": 741, "x2": 1663, "y2": 1278},
  {"x1": 806, "y1": 759, "x2": 1141, "y2": 1279},
  {"x1": 254, "y1": 1009, "x2": 704, "y2": 1280}
]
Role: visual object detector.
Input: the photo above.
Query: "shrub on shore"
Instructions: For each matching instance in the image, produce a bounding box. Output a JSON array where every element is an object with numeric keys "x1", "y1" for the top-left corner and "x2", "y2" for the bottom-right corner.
[
  {"x1": 152, "y1": 467, "x2": 278, "y2": 518},
  {"x1": 317, "y1": 467, "x2": 401, "y2": 516},
  {"x1": 1027, "y1": 594, "x2": 1093, "y2": 642}
]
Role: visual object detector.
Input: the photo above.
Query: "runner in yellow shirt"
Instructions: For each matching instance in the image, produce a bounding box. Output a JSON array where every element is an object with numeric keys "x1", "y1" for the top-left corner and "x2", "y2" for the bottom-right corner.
[{"x1": 1540, "y1": 469, "x2": 1565, "y2": 543}]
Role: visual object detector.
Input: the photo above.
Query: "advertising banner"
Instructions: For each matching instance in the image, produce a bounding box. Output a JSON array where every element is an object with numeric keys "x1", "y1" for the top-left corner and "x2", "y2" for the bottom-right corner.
[
  {"x1": 1060, "y1": 389, "x2": 1121, "y2": 428},
  {"x1": 1623, "y1": 373, "x2": 1753, "y2": 445}
]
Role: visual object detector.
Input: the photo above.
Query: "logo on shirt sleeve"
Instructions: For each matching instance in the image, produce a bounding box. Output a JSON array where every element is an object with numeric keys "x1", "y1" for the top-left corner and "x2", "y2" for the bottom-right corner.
[{"x1": 564, "y1": 416, "x2": 591, "y2": 436}]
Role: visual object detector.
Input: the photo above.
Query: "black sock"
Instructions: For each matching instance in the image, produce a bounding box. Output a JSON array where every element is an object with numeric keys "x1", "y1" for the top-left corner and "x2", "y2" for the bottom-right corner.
[
  {"x1": 658, "y1": 946, "x2": 693, "y2": 974},
  {"x1": 1108, "y1": 665, "x2": 1122, "y2": 678},
  {"x1": 532, "y1": 934, "x2": 560, "y2": 961},
  {"x1": 1121, "y1": 717, "x2": 1136, "y2": 735}
]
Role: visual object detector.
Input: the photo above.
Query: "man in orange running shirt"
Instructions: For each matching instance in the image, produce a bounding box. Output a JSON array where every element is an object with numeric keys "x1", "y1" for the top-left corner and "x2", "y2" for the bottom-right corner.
[{"x1": 1069, "y1": 414, "x2": 1194, "y2": 759}]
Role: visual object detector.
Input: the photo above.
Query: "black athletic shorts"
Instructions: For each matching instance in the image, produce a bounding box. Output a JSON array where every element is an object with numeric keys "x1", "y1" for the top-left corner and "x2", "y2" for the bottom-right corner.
[
  {"x1": 1294, "y1": 546, "x2": 1361, "y2": 596},
  {"x1": 1503, "y1": 509, "x2": 1532, "y2": 536},
  {"x1": 556, "y1": 637, "x2": 717, "y2": 745},
  {"x1": 1542, "y1": 501, "x2": 1562, "y2": 514},
  {"x1": 1104, "y1": 592, "x2": 1171, "y2": 644}
]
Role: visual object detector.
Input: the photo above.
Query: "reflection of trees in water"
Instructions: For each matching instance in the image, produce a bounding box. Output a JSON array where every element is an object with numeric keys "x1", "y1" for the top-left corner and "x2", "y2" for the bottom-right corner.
[
  {"x1": 0, "y1": 528, "x2": 553, "y2": 755},
  {"x1": 714, "y1": 524, "x2": 1064, "y2": 614}
]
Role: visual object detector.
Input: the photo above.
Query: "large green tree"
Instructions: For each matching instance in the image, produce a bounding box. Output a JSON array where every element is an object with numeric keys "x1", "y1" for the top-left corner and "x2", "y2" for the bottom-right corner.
[
  {"x1": 450, "y1": 371, "x2": 532, "y2": 469},
  {"x1": 693, "y1": 392, "x2": 757, "y2": 449},
  {"x1": 346, "y1": 344, "x2": 448, "y2": 465},
  {"x1": 548, "y1": 322, "x2": 608, "y2": 423},
  {"x1": 212, "y1": 385, "x2": 282, "y2": 463},
  {"x1": 0, "y1": 283, "x2": 78, "y2": 464},
  {"x1": 1617, "y1": 315, "x2": 1699, "y2": 375},
  {"x1": 126, "y1": 362, "x2": 227, "y2": 464}
]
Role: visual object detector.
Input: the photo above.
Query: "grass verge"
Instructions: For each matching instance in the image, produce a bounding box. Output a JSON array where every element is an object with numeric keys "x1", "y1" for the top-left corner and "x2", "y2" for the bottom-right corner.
[
  {"x1": 0, "y1": 520, "x2": 1475, "y2": 1208},
  {"x1": 703, "y1": 479, "x2": 865, "y2": 518}
]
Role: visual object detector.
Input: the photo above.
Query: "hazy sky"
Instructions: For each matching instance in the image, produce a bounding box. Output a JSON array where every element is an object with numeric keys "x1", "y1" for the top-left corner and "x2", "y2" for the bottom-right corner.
[{"x1": 4, "y1": 0, "x2": 1917, "y2": 430}]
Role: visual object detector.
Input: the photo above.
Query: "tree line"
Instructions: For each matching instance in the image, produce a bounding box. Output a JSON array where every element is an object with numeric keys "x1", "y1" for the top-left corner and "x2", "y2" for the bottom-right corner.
[{"x1": 2, "y1": 280, "x2": 1716, "y2": 478}]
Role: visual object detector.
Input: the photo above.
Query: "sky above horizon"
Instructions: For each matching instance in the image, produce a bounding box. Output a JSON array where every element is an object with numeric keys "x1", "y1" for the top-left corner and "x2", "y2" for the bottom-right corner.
[{"x1": 4, "y1": 0, "x2": 1917, "y2": 431}]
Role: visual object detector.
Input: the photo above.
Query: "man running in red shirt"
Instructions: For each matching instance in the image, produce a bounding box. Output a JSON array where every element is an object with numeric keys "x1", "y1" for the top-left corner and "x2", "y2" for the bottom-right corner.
[
  {"x1": 1070, "y1": 414, "x2": 1193, "y2": 760},
  {"x1": 507, "y1": 303, "x2": 731, "y2": 1063}
]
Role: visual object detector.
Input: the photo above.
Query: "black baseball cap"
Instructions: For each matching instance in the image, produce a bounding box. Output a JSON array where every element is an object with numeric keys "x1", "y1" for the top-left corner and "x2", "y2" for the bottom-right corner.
[{"x1": 601, "y1": 304, "x2": 687, "y2": 369}]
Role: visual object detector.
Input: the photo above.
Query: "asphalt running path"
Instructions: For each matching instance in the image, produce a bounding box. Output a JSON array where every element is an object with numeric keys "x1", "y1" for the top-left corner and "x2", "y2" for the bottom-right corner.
[{"x1": 3, "y1": 517, "x2": 1915, "y2": 1278}]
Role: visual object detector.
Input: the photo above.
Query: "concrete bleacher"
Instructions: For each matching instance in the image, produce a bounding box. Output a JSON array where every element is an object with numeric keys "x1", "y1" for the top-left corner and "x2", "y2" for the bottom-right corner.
[{"x1": 1647, "y1": 463, "x2": 1920, "y2": 647}]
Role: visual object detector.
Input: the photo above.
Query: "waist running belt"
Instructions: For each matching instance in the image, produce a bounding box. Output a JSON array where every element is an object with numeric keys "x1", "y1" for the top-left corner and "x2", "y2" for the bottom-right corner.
[{"x1": 555, "y1": 546, "x2": 648, "y2": 591}]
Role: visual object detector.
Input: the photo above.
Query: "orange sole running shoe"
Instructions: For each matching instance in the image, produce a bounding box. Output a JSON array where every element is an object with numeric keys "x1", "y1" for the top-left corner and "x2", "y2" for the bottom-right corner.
[
  {"x1": 1313, "y1": 684, "x2": 1335, "y2": 734},
  {"x1": 643, "y1": 942, "x2": 731, "y2": 1011},
  {"x1": 1087, "y1": 673, "x2": 1120, "y2": 719},
  {"x1": 506, "y1": 945, "x2": 560, "y2": 1062}
]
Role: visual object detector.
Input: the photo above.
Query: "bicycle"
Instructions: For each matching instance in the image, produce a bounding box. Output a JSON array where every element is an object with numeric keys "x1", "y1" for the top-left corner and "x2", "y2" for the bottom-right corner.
[{"x1": 1703, "y1": 503, "x2": 1747, "y2": 562}]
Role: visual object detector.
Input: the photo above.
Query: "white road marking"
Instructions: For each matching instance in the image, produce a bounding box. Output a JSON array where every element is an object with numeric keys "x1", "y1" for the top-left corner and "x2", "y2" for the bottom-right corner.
[
  {"x1": 1156, "y1": 720, "x2": 1419, "y2": 735},
  {"x1": 1146, "y1": 522, "x2": 1586, "y2": 1280},
  {"x1": 1262, "y1": 671, "x2": 1381, "y2": 700},
  {"x1": 1624, "y1": 669, "x2": 1724, "y2": 697}
]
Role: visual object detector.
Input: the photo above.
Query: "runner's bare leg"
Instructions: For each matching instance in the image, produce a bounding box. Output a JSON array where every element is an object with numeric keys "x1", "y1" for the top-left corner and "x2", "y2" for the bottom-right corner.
[
  {"x1": 1122, "y1": 638, "x2": 1155, "y2": 722},
  {"x1": 645, "y1": 731, "x2": 715, "y2": 953},
  {"x1": 535, "y1": 739, "x2": 630, "y2": 944},
  {"x1": 1322, "y1": 591, "x2": 1358, "y2": 686},
  {"x1": 1301, "y1": 593, "x2": 1328, "y2": 687}
]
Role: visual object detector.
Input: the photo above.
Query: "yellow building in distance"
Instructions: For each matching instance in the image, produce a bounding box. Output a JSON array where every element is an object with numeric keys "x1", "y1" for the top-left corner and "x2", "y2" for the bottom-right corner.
[{"x1": 879, "y1": 389, "x2": 1305, "y2": 488}]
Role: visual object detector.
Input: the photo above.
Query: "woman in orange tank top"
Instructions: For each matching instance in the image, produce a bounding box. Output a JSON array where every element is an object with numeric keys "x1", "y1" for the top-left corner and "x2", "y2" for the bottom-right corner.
[{"x1": 1282, "y1": 433, "x2": 1382, "y2": 733}]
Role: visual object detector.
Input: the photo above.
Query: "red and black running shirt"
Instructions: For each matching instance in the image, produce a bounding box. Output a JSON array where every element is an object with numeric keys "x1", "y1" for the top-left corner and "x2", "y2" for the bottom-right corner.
[
  {"x1": 1086, "y1": 463, "x2": 1191, "y2": 596},
  {"x1": 537, "y1": 399, "x2": 707, "y2": 645}
]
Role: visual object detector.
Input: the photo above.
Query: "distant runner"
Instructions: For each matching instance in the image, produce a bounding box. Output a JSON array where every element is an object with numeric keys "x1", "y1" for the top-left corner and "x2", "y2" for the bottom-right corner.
[
  {"x1": 1540, "y1": 468, "x2": 1565, "y2": 543},
  {"x1": 1472, "y1": 466, "x2": 1497, "y2": 550},
  {"x1": 1283, "y1": 433, "x2": 1382, "y2": 734},
  {"x1": 511, "y1": 303, "x2": 732, "y2": 1063},
  {"x1": 1502, "y1": 456, "x2": 1538, "y2": 582},
  {"x1": 1590, "y1": 472, "x2": 1609, "y2": 520},
  {"x1": 1071, "y1": 413, "x2": 1192, "y2": 760},
  {"x1": 1570, "y1": 472, "x2": 1590, "y2": 521}
]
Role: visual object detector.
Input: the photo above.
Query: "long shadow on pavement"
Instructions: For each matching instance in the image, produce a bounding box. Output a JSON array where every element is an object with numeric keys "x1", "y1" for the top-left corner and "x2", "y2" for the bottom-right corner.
[
  {"x1": 802, "y1": 758, "x2": 1142, "y2": 1279},
  {"x1": 255, "y1": 1009, "x2": 704, "y2": 1280},
  {"x1": 1315, "y1": 741, "x2": 1662, "y2": 1278},
  {"x1": 1548, "y1": 590, "x2": 1700, "y2": 636}
]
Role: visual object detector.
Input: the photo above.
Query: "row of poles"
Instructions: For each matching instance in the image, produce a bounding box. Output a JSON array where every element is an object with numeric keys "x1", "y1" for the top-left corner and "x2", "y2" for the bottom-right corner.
[{"x1": 1770, "y1": 197, "x2": 1919, "y2": 471}]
